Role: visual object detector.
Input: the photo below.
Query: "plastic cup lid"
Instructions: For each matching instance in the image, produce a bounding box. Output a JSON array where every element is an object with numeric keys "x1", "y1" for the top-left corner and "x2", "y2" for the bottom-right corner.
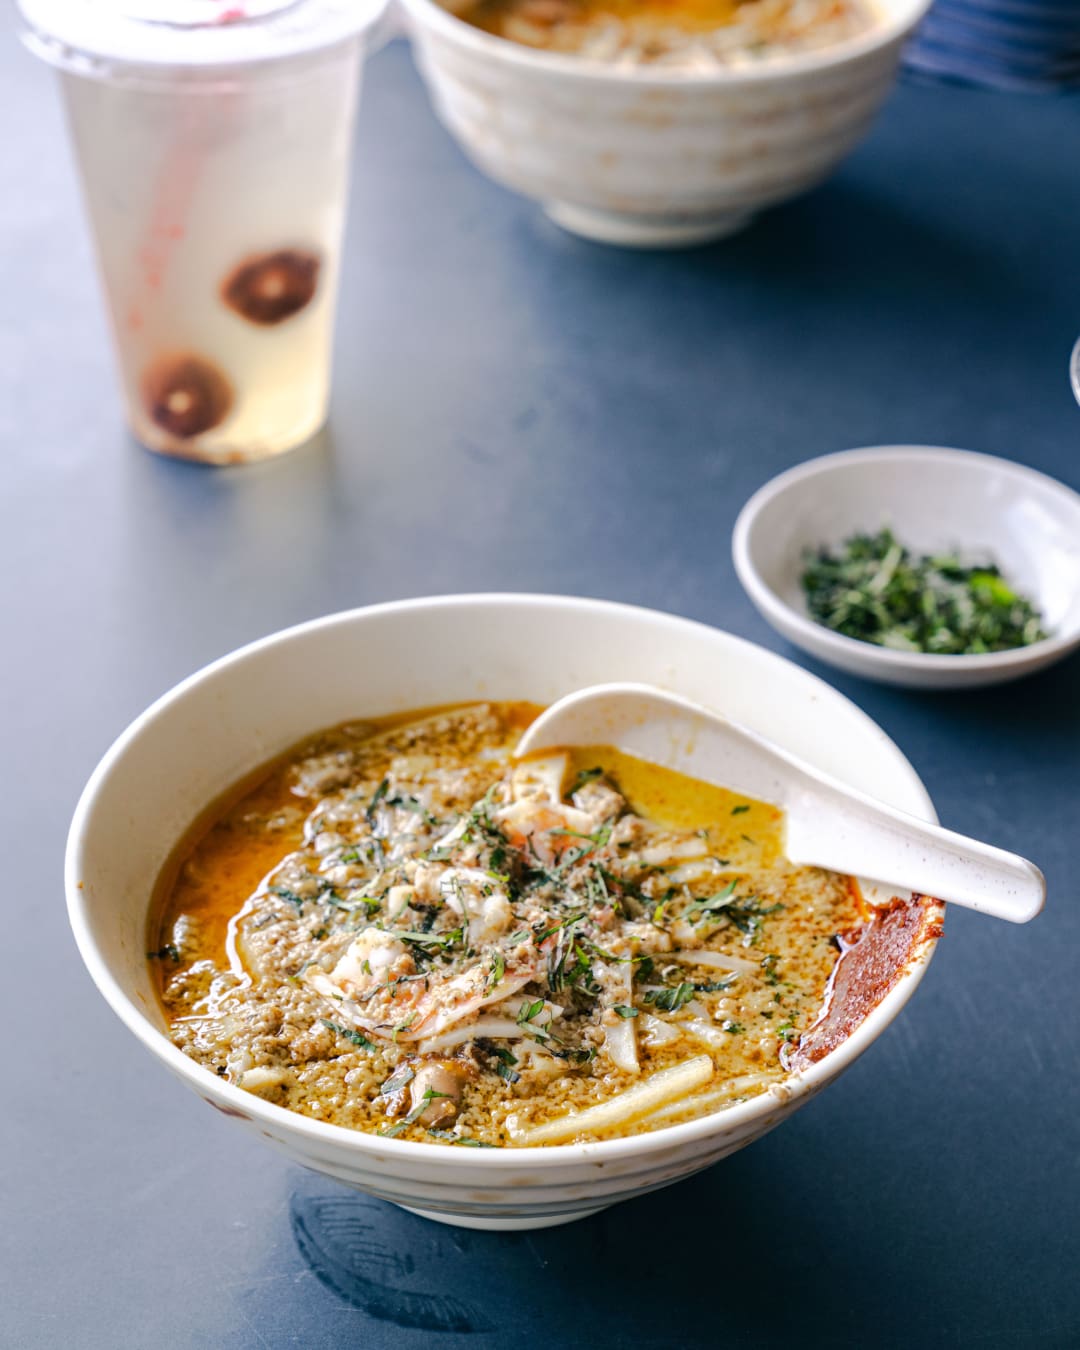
[{"x1": 17, "y1": 0, "x2": 389, "y2": 70}]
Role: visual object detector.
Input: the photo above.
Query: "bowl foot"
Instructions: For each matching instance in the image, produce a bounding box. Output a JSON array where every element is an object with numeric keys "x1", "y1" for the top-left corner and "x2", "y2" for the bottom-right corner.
[
  {"x1": 544, "y1": 200, "x2": 754, "y2": 248},
  {"x1": 398, "y1": 1203, "x2": 608, "y2": 1230}
]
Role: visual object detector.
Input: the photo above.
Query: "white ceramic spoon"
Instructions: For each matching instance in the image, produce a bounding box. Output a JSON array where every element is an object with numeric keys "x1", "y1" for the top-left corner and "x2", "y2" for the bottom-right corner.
[{"x1": 514, "y1": 682, "x2": 1044, "y2": 923}]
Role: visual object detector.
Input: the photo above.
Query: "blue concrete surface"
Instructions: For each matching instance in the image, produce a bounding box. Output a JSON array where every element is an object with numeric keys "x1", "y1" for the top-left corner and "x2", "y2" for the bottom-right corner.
[{"x1": 2, "y1": 33, "x2": 1078, "y2": 1350}]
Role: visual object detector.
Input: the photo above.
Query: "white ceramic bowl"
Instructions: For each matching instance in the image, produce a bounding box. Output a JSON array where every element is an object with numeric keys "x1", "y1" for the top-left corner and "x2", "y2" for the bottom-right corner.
[
  {"x1": 733, "y1": 446, "x2": 1080, "y2": 689},
  {"x1": 67, "y1": 594, "x2": 942, "y2": 1230},
  {"x1": 399, "y1": 0, "x2": 932, "y2": 247}
]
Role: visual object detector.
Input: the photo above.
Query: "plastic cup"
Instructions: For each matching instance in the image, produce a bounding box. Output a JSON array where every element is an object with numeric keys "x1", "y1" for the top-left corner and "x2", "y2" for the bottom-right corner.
[{"x1": 18, "y1": 0, "x2": 388, "y2": 464}]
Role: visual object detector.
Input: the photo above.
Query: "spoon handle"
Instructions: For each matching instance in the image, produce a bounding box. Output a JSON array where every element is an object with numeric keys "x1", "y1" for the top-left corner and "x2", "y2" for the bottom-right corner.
[
  {"x1": 516, "y1": 682, "x2": 1045, "y2": 924},
  {"x1": 785, "y1": 776, "x2": 1045, "y2": 923}
]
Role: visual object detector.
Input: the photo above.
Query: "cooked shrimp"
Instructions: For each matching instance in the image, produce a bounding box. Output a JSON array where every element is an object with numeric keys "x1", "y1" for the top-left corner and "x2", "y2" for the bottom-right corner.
[
  {"x1": 304, "y1": 929, "x2": 538, "y2": 1043},
  {"x1": 493, "y1": 799, "x2": 598, "y2": 868}
]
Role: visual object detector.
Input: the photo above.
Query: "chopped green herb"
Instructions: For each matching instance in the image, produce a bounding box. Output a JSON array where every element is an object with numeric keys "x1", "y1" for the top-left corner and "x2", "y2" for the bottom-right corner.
[
  {"x1": 398, "y1": 927, "x2": 464, "y2": 950},
  {"x1": 426, "y1": 1128, "x2": 497, "y2": 1147},
  {"x1": 687, "y1": 879, "x2": 738, "y2": 922},
  {"x1": 387, "y1": 794, "x2": 438, "y2": 825},
  {"x1": 585, "y1": 869, "x2": 610, "y2": 910},
  {"x1": 566, "y1": 1046, "x2": 597, "y2": 1065},
  {"x1": 302, "y1": 876, "x2": 343, "y2": 908},
  {"x1": 321, "y1": 1019, "x2": 377, "y2": 1052},
  {"x1": 644, "y1": 982, "x2": 696, "y2": 1013},
  {"x1": 614, "y1": 1005, "x2": 639, "y2": 1019},
  {"x1": 533, "y1": 911, "x2": 587, "y2": 944},
  {"x1": 423, "y1": 844, "x2": 455, "y2": 862},
  {"x1": 722, "y1": 898, "x2": 783, "y2": 943},
  {"x1": 801, "y1": 528, "x2": 1048, "y2": 655},
  {"x1": 547, "y1": 934, "x2": 599, "y2": 998},
  {"x1": 595, "y1": 865, "x2": 645, "y2": 902},
  {"x1": 404, "y1": 1088, "x2": 451, "y2": 1124},
  {"x1": 549, "y1": 824, "x2": 613, "y2": 872},
  {"x1": 364, "y1": 778, "x2": 391, "y2": 834},
  {"x1": 487, "y1": 951, "x2": 506, "y2": 990},
  {"x1": 492, "y1": 1046, "x2": 521, "y2": 1082},
  {"x1": 380, "y1": 1065, "x2": 415, "y2": 1096},
  {"x1": 569, "y1": 766, "x2": 604, "y2": 795},
  {"x1": 148, "y1": 944, "x2": 180, "y2": 962},
  {"x1": 517, "y1": 999, "x2": 546, "y2": 1026},
  {"x1": 723, "y1": 1021, "x2": 745, "y2": 1034},
  {"x1": 731, "y1": 804, "x2": 750, "y2": 816},
  {"x1": 270, "y1": 884, "x2": 306, "y2": 909}
]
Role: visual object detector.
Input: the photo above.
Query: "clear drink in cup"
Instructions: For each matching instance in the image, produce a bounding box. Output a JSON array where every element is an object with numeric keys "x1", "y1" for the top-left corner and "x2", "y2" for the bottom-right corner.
[{"x1": 18, "y1": 0, "x2": 388, "y2": 464}]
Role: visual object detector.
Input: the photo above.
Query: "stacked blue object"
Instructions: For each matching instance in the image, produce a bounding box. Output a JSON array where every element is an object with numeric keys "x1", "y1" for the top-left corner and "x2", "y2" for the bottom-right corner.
[{"x1": 904, "y1": 0, "x2": 1080, "y2": 92}]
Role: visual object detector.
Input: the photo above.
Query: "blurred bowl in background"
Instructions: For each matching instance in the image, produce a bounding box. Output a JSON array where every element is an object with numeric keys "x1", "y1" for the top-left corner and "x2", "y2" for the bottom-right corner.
[
  {"x1": 732, "y1": 445, "x2": 1080, "y2": 689},
  {"x1": 400, "y1": 0, "x2": 933, "y2": 247}
]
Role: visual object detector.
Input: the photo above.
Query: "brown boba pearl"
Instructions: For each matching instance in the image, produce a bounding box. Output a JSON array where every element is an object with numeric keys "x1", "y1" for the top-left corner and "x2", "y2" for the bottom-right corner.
[
  {"x1": 142, "y1": 353, "x2": 233, "y2": 439},
  {"x1": 221, "y1": 249, "x2": 320, "y2": 326}
]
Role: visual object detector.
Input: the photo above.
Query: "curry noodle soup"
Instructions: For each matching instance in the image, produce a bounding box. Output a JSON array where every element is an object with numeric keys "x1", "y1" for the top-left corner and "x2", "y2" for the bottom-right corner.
[
  {"x1": 442, "y1": 0, "x2": 877, "y2": 69},
  {"x1": 152, "y1": 702, "x2": 933, "y2": 1147}
]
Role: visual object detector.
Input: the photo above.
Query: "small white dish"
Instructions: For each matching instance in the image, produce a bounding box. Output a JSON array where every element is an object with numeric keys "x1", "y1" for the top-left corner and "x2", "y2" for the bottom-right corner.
[
  {"x1": 68, "y1": 595, "x2": 943, "y2": 1230},
  {"x1": 732, "y1": 446, "x2": 1080, "y2": 690}
]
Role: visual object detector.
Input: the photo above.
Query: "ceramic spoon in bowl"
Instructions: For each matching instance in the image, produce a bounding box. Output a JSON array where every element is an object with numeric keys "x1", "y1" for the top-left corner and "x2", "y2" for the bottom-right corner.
[{"x1": 514, "y1": 682, "x2": 1044, "y2": 923}]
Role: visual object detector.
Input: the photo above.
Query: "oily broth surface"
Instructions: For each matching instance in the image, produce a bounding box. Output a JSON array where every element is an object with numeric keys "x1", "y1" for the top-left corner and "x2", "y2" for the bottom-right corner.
[{"x1": 153, "y1": 703, "x2": 864, "y2": 1147}]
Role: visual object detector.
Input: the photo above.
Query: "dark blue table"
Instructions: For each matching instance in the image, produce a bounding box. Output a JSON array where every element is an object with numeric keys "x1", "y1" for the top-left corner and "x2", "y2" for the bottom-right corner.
[{"x1": 3, "y1": 32, "x2": 1078, "y2": 1349}]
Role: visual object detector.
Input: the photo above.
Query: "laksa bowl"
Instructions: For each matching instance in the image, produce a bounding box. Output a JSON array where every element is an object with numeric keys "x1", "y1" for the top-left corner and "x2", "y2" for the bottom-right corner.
[
  {"x1": 400, "y1": 0, "x2": 934, "y2": 247},
  {"x1": 67, "y1": 594, "x2": 942, "y2": 1230}
]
